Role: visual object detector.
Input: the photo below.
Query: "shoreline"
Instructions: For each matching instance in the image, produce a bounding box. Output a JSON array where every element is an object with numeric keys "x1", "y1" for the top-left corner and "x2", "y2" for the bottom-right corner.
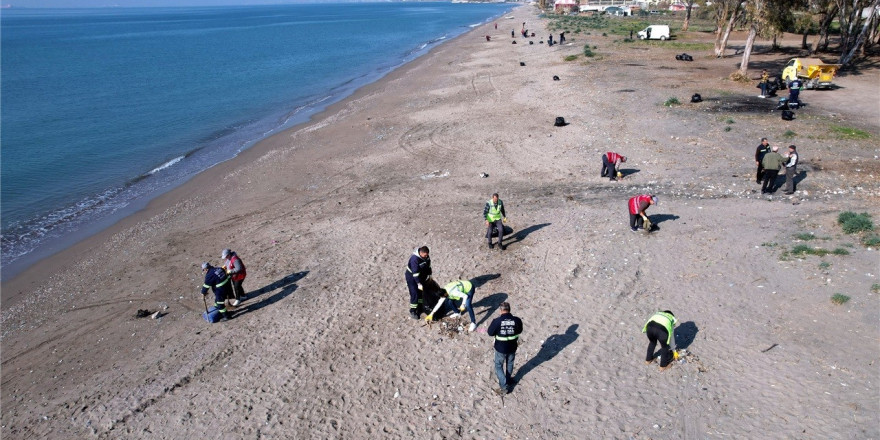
[
  {"x1": 2, "y1": 4, "x2": 878, "y2": 438},
  {"x1": 0, "y1": 6, "x2": 514, "y2": 306}
]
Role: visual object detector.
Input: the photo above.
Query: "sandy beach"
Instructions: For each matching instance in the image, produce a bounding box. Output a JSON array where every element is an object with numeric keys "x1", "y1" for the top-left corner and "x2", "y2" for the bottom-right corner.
[{"x1": 3, "y1": 5, "x2": 880, "y2": 438}]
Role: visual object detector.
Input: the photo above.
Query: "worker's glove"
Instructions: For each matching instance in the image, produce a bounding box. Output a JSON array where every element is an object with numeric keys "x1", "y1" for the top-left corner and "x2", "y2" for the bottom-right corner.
[
  {"x1": 425, "y1": 315, "x2": 433, "y2": 322},
  {"x1": 201, "y1": 290, "x2": 208, "y2": 296},
  {"x1": 502, "y1": 217, "x2": 507, "y2": 223},
  {"x1": 459, "y1": 306, "x2": 466, "y2": 312},
  {"x1": 616, "y1": 171, "x2": 623, "y2": 178}
]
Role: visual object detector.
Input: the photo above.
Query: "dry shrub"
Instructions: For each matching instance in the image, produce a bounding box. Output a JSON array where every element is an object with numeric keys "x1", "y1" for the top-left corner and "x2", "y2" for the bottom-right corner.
[{"x1": 729, "y1": 71, "x2": 750, "y2": 83}]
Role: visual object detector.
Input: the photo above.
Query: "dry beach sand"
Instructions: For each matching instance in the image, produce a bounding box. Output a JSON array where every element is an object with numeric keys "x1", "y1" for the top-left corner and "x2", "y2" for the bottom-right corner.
[{"x1": 3, "y1": 5, "x2": 880, "y2": 439}]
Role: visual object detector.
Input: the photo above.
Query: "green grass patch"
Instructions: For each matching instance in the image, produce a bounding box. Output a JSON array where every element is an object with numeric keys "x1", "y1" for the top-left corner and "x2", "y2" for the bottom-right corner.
[
  {"x1": 838, "y1": 212, "x2": 874, "y2": 234},
  {"x1": 794, "y1": 233, "x2": 815, "y2": 241},
  {"x1": 791, "y1": 245, "x2": 830, "y2": 257},
  {"x1": 564, "y1": 55, "x2": 578, "y2": 61},
  {"x1": 725, "y1": 118, "x2": 735, "y2": 124},
  {"x1": 724, "y1": 126, "x2": 732, "y2": 132},
  {"x1": 664, "y1": 97, "x2": 680, "y2": 107},
  {"x1": 818, "y1": 261, "x2": 831, "y2": 269},
  {"x1": 863, "y1": 235, "x2": 880, "y2": 247},
  {"x1": 831, "y1": 293, "x2": 850, "y2": 305},
  {"x1": 871, "y1": 283, "x2": 880, "y2": 293},
  {"x1": 782, "y1": 130, "x2": 797, "y2": 138},
  {"x1": 583, "y1": 45, "x2": 595, "y2": 57},
  {"x1": 761, "y1": 242, "x2": 778, "y2": 247},
  {"x1": 832, "y1": 248, "x2": 850, "y2": 255},
  {"x1": 829, "y1": 125, "x2": 871, "y2": 139}
]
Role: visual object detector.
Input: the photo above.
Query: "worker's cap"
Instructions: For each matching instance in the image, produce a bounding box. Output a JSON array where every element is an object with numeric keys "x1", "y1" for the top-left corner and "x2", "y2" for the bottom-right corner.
[
  {"x1": 771, "y1": 146, "x2": 779, "y2": 152},
  {"x1": 201, "y1": 262, "x2": 211, "y2": 270},
  {"x1": 651, "y1": 196, "x2": 658, "y2": 205},
  {"x1": 221, "y1": 249, "x2": 231, "y2": 259},
  {"x1": 621, "y1": 156, "x2": 627, "y2": 162}
]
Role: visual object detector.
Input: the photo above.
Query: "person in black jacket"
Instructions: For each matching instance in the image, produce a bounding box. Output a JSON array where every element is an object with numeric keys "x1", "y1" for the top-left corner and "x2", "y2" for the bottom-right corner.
[
  {"x1": 487, "y1": 302, "x2": 523, "y2": 395},
  {"x1": 405, "y1": 246, "x2": 432, "y2": 319},
  {"x1": 754, "y1": 138, "x2": 771, "y2": 184},
  {"x1": 201, "y1": 262, "x2": 233, "y2": 322}
]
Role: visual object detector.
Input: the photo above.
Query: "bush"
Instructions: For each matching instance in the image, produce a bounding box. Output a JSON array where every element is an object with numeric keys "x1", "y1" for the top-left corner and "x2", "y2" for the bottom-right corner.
[
  {"x1": 783, "y1": 130, "x2": 797, "y2": 138},
  {"x1": 664, "y1": 97, "x2": 680, "y2": 106},
  {"x1": 564, "y1": 55, "x2": 578, "y2": 61},
  {"x1": 832, "y1": 248, "x2": 850, "y2": 255},
  {"x1": 872, "y1": 284, "x2": 880, "y2": 293},
  {"x1": 794, "y1": 233, "x2": 815, "y2": 241},
  {"x1": 724, "y1": 126, "x2": 732, "y2": 132},
  {"x1": 583, "y1": 45, "x2": 595, "y2": 57},
  {"x1": 818, "y1": 261, "x2": 831, "y2": 269},
  {"x1": 838, "y1": 212, "x2": 874, "y2": 234},
  {"x1": 831, "y1": 293, "x2": 850, "y2": 305},
  {"x1": 864, "y1": 235, "x2": 880, "y2": 247}
]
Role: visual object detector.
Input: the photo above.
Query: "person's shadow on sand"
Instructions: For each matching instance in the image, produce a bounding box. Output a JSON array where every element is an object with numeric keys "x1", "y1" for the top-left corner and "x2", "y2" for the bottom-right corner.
[
  {"x1": 674, "y1": 321, "x2": 698, "y2": 349},
  {"x1": 472, "y1": 292, "x2": 508, "y2": 327},
  {"x1": 646, "y1": 214, "x2": 679, "y2": 232},
  {"x1": 503, "y1": 223, "x2": 551, "y2": 248},
  {"x1": 511, "y1": 324, "x2": 579, "y2": 391},
  {"x1": 471, "y1": 273, "x2": 500, "y2": 289},
  {"x1": 233, "y1": 271, "x2": 308, "y2": 318}
]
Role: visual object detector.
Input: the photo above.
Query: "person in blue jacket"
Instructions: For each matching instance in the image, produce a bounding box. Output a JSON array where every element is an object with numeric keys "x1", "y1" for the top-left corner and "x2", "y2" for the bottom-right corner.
[{"x1": 201, "y1": 262, "x2": 233, "y2": 322}]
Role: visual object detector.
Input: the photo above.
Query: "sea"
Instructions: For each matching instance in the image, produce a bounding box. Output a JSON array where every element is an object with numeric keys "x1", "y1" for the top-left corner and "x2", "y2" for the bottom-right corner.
[{"x1": 0, "y1": 2, "x2": 514, "y2": 280}]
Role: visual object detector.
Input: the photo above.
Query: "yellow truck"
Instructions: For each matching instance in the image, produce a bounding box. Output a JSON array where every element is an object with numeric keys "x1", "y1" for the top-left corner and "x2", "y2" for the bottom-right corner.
[{"x1": 781, "y1": 58, "x2": 841, "y2": 89}]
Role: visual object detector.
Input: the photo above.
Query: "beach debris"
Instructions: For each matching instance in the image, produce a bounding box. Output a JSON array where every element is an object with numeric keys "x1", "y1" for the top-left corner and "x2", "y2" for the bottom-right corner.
[
  {"x1": 511, "y1": 40, "x2": 517, "y2": 44},
  {"x1": 691, "y1": 93, "x2": 702, "y2": 103},
  {"x1": 554, "y1": 117, "x2": 567, "y2": 127},
  {"x1": 675, "y1": 53, "x2": 693, "y2": 61},
  {"x1": 529, "y1": 41, "x2": 534, "y2": 45},
  {"x1": 761, "y1": 343, "x2": 779, "y2": 353},
  {"x1": 553, "y1": 75, "x2": 560, "y2": 81},
  {"x1": 480, "y1": 172, "x2": 489, "y2": 178},
  {"x1": 151, "y1": 311, "x2": 161, "y2": 319},
  {"x1": 519, "y1": 62, "x2": 525, "y2": 66},
  {"x1": 135, "y1": 309, "x2": 153, "y2": 318}
]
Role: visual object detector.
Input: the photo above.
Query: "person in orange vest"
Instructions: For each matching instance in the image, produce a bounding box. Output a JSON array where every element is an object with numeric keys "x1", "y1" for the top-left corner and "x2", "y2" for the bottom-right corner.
[
  {"x1": 601, "y1": 152, "x2": 627, "y2": 181},
  {"x1": 643, "y1": 310, "x2": 677, "y2": 371},
  {"x1": 221, "y1": 249, "x2": 247, "y2": 306},
  {"x1": 628, "y1": 194, "x2": 657, "y2": 232}
]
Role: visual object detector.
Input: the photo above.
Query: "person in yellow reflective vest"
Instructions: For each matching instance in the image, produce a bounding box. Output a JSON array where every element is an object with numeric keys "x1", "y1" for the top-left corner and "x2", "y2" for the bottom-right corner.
[
  {"x1": 642, "y1": 310, "x2": 677, "y2": 371},
  {"x1": 425, "y1": 280, "x2": 477, "y2": 332},
  {"x1": 483, "y1": 193, "x2": 508, "y2": 250}
]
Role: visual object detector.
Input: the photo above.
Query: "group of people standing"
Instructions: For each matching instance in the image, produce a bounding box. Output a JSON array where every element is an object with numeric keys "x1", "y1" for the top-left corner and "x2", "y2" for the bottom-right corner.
[{"x1": 755, "y1": 138, "x2": 799, "y2": 195}]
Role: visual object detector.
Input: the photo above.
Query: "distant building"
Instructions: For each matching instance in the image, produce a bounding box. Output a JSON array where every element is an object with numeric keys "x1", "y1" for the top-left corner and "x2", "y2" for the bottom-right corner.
[{"x1": 554, "y1": 0, "x2": 578, "y2": 12}]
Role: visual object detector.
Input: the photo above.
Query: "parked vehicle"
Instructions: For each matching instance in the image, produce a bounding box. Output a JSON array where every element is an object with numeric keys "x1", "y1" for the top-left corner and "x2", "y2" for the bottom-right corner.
[
  {"x1": 637, "y1": 25, "x2": 670, "y2": 40},
  {"x1": 781, "y1": 57, "x2": 840, "y2": 89}
]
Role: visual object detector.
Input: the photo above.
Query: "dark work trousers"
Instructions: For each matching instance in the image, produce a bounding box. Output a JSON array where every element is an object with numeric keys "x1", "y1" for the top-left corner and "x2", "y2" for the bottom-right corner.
[
  {"x1": 645, "y1": 321, "x2": 673, "y2": 367},
  {"x1": 230, "y1": 279, "x2": 245, "y2": 301},
  {"x1": 486, "y1": 219, "x2": 504, "y2": 246},
  {"x1": 601, "y1": 154, "x2": 615, "y2": 180},
  {"x1": 762, "y1": 169, "x2": 779, "y2": 193},
  {"x1": 629, "y1": 213, "x2": 644, "y2": 230},
  {"x1": 756, "y1": 162, "x2": 764, "y2": 184},
  {"x1": 783, "y1": 165, "x2": 797, "y2": 193},
  {"x1": 214, "y1": 285, "x2": 232, "y2": 318},
  {"x1": 405, "y1": 272, "x2": 422, "y2": 313}
]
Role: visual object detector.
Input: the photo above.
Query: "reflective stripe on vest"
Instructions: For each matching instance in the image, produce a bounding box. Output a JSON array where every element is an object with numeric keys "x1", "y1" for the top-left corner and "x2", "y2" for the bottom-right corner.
[
  {"x1": 495, "y1": 334, "x2": 519, "y2": 341},
  {"x1": 487, "y1": 201, "x2": 502, "y2": 221},
  {"x1": 444, "y1": 280, "x2": 472, "y2": 300}
]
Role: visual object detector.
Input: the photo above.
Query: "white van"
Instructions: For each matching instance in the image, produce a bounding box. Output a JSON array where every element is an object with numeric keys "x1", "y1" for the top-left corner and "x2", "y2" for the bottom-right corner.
[{"x1": 637, "y1": 25, "x2": 670, "y2": 40}]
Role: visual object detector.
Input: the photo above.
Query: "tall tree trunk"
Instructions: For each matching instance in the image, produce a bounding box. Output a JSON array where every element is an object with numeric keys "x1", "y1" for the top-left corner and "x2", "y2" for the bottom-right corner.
[
  {"x1": 802, "y1": 29, "x2": 809, "y2": 49},
  {"x1": 683, "y1": 1, "x2": 694, "y2": 31},
  {"x1": 717, "y1": 6, "x2": 740, "y2": 57},
  {"x1": 739, "y1": 24, "x2": 759, "y2": 74},
  {"x1": 840, "y1": 0, "x2": 880, "y2": 64},
  {"x1": 714, "y1": 2, "x2": 731, "y2": 56},
  {"x1": 812, "y1": 6, "x2": 839, "y2": 54}
]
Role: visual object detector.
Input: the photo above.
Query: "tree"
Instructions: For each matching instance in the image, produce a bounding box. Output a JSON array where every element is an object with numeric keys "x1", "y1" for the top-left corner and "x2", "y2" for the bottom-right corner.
[
  {"x1": 713, "y1": 0, "x2": 746, "y2": 57},
  {"x1": 682, "y1": 0, "x2": 701, "y2": 31},
  {"x1": 839, "y1": 0, "x2": 880, "y2": 64}
]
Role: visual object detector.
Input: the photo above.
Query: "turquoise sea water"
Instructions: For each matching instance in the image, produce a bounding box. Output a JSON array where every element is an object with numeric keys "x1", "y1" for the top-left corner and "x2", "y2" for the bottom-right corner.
[{"x1": 0, "y1": 2, "x2": 513, "y2": 278}]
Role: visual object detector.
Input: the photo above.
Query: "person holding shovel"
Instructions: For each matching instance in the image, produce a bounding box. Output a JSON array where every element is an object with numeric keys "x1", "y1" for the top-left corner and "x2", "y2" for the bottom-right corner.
[
  {"x1": 628, "y1": 194, "x2": 657, "y2": 232},
  {"x1": 221, "y1": 249, "x2": 247, "y2": 306},
  {"x1": 405, "y1": 246, "x2": 433, "y2": 320},
  {"x1": 201, "y1": 262, "x2": 233, "y2": 322}
]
